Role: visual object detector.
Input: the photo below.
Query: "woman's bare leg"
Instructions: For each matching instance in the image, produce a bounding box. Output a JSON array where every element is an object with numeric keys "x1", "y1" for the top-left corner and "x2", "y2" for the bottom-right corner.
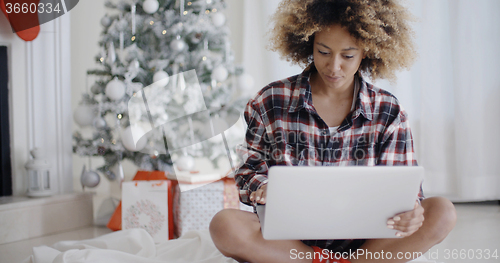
[
  {"x1": 210, "y1": 197, "x2": 456, "y2": 263},
  {"x1": 210, "y1": 209, "x2": 315, "y2": 263},
  {"x1": 351, "y1": 197, "x2": 457, "y2": 262}
]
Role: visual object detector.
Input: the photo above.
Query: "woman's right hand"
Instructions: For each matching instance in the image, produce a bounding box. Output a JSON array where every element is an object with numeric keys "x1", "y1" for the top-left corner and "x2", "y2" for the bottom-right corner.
[{"x1": 249, "y1": 184, "x2": 267, "y2": 205}]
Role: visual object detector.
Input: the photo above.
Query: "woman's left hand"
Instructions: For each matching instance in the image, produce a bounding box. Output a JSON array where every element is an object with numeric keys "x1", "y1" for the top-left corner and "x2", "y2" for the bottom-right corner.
[{"x1": 387, "y1": 201, "x2": 425, "y2": 237}]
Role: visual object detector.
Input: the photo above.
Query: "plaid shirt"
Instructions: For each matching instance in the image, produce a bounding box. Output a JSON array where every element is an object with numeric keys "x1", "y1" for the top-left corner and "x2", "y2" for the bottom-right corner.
[{"x1": 235, "y1": 67, "x2": 423, "y2": 206}]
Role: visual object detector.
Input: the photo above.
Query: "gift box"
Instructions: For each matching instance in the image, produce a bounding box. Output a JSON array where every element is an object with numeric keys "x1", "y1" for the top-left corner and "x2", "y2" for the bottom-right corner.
[
  {"x1": 173, "y1": 177, "x2": 248, "y2": 237},
  {"x1": 107, "y1": 171, "x2": 177, "y2": 240},
  {"x1": 122, "y1": 180, "x2": 170, "y2": 243}
]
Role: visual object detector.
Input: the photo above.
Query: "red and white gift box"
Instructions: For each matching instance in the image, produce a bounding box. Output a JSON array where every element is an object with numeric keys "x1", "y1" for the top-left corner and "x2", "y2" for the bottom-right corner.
[
  {"x1": 173, "y1": 176, "x2": 248, "y2": 237},
  {"x1": 122, "y1": 180, "x2": 171, "y2": 243},
  {"x1": 107, "y1": 171, "x2": 177, "y2": 241}
]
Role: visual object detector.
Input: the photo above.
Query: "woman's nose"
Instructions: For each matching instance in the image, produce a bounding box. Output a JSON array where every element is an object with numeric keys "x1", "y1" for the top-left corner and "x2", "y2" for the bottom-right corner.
[{"x1": 327, "y1": 56, "x2": 341, "y2": 72}]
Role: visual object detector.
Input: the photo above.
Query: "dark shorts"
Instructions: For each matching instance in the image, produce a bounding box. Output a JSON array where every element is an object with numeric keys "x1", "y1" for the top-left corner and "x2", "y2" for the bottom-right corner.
[{"x1": 301, "y1": 239, "x2": 366, "y2": 253}]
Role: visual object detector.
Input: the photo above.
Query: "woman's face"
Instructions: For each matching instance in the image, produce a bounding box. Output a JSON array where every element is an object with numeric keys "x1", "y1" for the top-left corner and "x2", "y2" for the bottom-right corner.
[{"x1": 312, "y1": 24, "x2": 364, "y2": 91}]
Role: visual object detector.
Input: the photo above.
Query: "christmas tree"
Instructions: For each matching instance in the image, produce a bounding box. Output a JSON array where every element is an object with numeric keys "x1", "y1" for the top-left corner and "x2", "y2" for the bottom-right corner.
[{"x1": 73, "y1": 0, "x2": 253, "y2": 184}]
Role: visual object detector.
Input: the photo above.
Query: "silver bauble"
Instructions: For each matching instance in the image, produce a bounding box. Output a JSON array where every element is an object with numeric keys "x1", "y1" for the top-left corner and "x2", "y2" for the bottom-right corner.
[
  {"x1": 153, "y1": 70, "x2": 170, "y2": 87},
  {"x1": 170, "y1": 39, "x2": 186, "y2": 52},
  {"x1": 100, "y1": 15, "x2": 112, "y2": 27},
  {"x1": 81, "y1": 170, "x2": 100, "y2": 188},
  {"x1": 105, "y1": 77, "x2": 126, "y2": 101},
  {"x1": 175, "y1": 155, "x2": 195, "y2": 171},
  {"x1": 73, "y1": 105, "x2": 96, "y2": 127},
  {"x1": 92, "y1": 117, "x2": 107, "y2": 129},
  {"x1": 211, "y1": 66, "x2": 229, "y2": 82},
  {"x1": 143, "y1": 0, "x2": 159, "y2": 14},
  {"x1": 90, "y1": 83, "x2": 103, "y2": 94}
]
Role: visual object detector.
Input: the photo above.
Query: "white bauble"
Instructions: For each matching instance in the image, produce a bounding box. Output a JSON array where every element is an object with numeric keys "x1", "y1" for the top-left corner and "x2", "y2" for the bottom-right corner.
[
  {"x1": 81, "y1": 170, "x2": 100, "y2": 188},
  {"x1": 211, "y1": 66, "x2": 228, "y2": 82},
  {"x1": 237, "y1": 73, "x2": 255, "y2": 90},
  {"x1": 211, "y1": 12, "x2": 226, "y2": 27},
  {"x1": 105, "y1": 77, "x2": 126, "y2": 101},
  {"x1": 176, "y1": 155, "x2": 195, "y2": 171},
  {"x1": 121, "y1": 126, "x2": 148, "y2": 152},
  {"x1": 142, "y1": 0, "x2": 159, "y2": 14},
  {"x1": 153, "y1": 70, "x2": 170, "y2": 87},
  {"x1": 73, "y1": 105, "x2": 96, "y2": 127},
  {"x1": 170, "y1": 39, "x2": 186, "y2": 52},
  {"x1": 92, "y1": 116, "x2": 107, "y2": 129},
  {"x1": 100, "y1": 15, "x2": 112, "y2": 27}
]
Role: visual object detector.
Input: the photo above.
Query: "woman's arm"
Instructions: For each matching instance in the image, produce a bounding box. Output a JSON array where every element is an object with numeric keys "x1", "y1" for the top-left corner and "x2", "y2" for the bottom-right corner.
[
  {"x1": 234, "y1": 100, "x2": 272, "y2": 206},
  {"x1": 378, "y1": 108, "x2": 424, "y2": 200}
]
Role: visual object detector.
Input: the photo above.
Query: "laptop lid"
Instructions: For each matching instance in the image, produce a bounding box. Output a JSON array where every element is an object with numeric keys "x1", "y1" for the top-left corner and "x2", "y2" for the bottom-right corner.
[{"x1": 259, "y1": 166, "x2": 424, "y2": 240}]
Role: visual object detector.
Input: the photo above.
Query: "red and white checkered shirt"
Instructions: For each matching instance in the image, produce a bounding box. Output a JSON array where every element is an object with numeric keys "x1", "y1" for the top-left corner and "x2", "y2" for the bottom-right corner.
[{"x1": 235, "y1": 67, "x2": 423, "y2": 205}]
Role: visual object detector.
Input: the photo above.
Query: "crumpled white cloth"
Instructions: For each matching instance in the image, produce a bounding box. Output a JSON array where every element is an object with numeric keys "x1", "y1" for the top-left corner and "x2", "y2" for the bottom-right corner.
[
  {"x1": 23, "y1": 228, "x2": 440, "y2": 263},
  {"x1": 24, "y1": 228, "x2": 236, "y2": 263}
]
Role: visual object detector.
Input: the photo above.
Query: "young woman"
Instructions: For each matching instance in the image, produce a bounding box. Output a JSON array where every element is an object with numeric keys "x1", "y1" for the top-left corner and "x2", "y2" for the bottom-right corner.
[{"x1": 210, "y1": 1, "x2": 457, "y2": 262}]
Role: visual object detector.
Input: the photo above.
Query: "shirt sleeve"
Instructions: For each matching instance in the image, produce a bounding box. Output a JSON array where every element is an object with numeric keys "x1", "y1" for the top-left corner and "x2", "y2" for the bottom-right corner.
[
  {"x1": 378, "y1": 110, "x2": 425, "y2": 201},
  {"x1": 234, "y1": 100, "x2": 271, "y2": 205}
]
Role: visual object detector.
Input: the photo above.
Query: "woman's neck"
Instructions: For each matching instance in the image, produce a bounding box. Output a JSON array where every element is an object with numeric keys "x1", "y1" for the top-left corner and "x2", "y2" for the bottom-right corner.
[{"x1": 309, "y1": 71, "x2": 355, "y2": 101}]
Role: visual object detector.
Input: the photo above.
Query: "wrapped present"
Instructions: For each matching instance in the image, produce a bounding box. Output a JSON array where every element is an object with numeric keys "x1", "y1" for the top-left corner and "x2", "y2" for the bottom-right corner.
[
  {"x1": 107, "y1": 171, "x2": 177, "y2": 240},
  {"x1": 173, "y1": 177, "x2": 244, "y2": 237},
  {"x1": 122, "y1": 180, "x2": 171, "y2": 243}
]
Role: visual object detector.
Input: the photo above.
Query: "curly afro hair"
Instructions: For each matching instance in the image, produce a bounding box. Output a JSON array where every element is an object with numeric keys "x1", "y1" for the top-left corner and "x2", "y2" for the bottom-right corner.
[{"x1": 268, "y1": 0, "x2": 417, "y2": 81}]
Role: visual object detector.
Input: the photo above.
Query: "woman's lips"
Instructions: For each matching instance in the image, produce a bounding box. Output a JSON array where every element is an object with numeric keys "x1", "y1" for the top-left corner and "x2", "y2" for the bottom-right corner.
[{"x1": 324, "y1": 74, "x2": 343, "y2": 82}]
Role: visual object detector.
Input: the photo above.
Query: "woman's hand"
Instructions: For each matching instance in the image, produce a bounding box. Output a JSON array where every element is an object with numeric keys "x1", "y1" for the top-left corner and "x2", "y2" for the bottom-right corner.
[
  {"x1": 249, "y1": 184, "x2": 267, "y2": 205},
  {"x1": 387, "y1": 201, "x2": 425, "y2": 237}
]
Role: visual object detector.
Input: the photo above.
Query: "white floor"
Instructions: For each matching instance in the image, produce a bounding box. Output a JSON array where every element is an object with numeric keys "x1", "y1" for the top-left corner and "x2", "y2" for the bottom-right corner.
[{"x1": 0, "y1": 202, "x2": 499, "y2": 263}]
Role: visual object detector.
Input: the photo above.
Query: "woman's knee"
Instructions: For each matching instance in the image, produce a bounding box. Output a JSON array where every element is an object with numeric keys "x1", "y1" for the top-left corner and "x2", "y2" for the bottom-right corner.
[
  {"x1": 422, "y1": 197, "x2": 457, "y2": 243},
  {"x1": 209, "y1": 209, "x2": 237, "y2": 241},
  {"x1": 209, "y1": 209, "x2": 258, "y2": 257}
]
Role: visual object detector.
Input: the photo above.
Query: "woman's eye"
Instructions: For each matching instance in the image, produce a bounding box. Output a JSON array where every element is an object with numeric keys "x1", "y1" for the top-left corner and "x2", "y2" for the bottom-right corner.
[
  {"x1": 344, "y1": 55, "x2": 354, "y2": 59},
  {"x1": 318, "y1": 50, "x2": 329, "y2": 55}
]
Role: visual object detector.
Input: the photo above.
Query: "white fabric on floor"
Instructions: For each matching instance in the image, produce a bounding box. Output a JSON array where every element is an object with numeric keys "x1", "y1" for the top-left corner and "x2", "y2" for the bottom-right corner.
[
  {"x1": 25, "y1": 228, "x2": 440, "y2": 263},
  {"x1": 27, "y1": 229, "x2": 236, "y2": 263}
]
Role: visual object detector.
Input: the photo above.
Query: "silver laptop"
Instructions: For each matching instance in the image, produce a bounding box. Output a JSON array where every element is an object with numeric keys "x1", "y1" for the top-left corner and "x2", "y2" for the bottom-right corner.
[{"x1": 257, "y1": 166, "x2": 424, "y2": 240}]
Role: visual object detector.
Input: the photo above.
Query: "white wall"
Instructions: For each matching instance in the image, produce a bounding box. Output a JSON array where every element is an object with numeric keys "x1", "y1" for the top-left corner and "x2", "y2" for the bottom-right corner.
[{"x1": 0, "y1": 11, "x2": 73, "y2": 196}]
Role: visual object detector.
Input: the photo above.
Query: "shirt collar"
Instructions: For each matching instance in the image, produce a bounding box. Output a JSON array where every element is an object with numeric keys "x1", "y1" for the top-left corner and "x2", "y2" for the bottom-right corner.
[{"x1": 288, "y1": 66, "x2": 373, "y2": 121}]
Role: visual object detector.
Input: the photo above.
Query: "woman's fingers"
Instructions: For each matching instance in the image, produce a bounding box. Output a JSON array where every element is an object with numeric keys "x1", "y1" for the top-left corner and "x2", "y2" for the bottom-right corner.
[
  {"x1": 387, "y1": 201, "x2": 425, "y2": 237},
  {"x1": 250, "y1": 184, "x2": 267, "y2": 204}
]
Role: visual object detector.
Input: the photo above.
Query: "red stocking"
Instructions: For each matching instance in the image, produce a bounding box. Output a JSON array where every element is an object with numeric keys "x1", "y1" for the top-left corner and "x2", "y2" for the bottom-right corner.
[{"x1": 0, "y1": 0, "x2": 40, "y2": 41}]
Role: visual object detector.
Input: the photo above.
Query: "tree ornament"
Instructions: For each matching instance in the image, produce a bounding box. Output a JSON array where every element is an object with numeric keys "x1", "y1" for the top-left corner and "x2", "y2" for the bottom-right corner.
[
  {"x1": 170, "y1": 37, "x2": 187, "y2": 52},
  {"x1": 90, "y1": 83, "x2": 103, "y2": 94},
  {"x1": 100, "y1": 15, "x2": 112, "y2": 27},
  {"x1": 105, "y1": 77, "x2": 126, "y2": 101},
  {"x1": 153, "y1": 70, "x2": 170, "y2": 87},
  {"x1": 211, "y1": 12, "x2": 226, "y2": 27},
  {"x1": 237, "y1": 73, "x2": 255, "y2": 90},
  {"x1": 80, "y1": 165, "x2": 100, "y2": 188},
  {"x1": 143, "y1": 0, "x2": 159, "y2": 14},
  {"x1": 121, "y1": 126, "x2": 148, "y2": 152},
  {"x1": 73, "y1": 105, "x2": 96, "y2": 127},
  {"x1": 106, "y1": 41, "x2": 116, "y2": 65},
  {"x1": 97, "y1": 146, "x2": 106, "y2": 155},
  {"x1": 111, "y1": 162, "x2": 125, "y2": 183},
  {"x1": 131, "y1": 4, "x2": 137, "y2": 35},
  {"x1": 211, "y1": 65, "x2": 228, "y2": 82},
  {"x1": 93, "y1": 116, "x2": 107, "y2": 129},
  {"x1": 175, "y1": 154, "x2": 195, "y2": 171},
  {"x1": 189, "y1": 32, "x2": 203, "y2": 44}
]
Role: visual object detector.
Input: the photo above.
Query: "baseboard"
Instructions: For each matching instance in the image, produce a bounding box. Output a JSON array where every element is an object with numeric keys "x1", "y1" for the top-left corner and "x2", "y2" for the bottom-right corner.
[{"x1": 0, "y1": 193, "x2": 94, "y2": 245}]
